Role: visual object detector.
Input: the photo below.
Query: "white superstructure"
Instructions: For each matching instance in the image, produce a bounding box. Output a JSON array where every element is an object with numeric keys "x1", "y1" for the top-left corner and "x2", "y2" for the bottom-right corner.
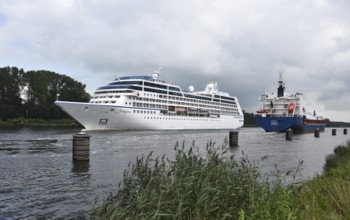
[
  {"x1": 55, "y1": 73, "x2": 244, "y2": 130},
  {"x1": 256, "y1": 73, "x2": 303, "y2": 117},
  {"x1": 256, "y1": 73, "x2": 323, "y2": 120}
]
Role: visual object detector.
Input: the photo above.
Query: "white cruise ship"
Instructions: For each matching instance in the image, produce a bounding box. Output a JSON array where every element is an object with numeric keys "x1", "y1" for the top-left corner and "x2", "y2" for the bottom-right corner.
[{"x1": 55, "y1": 73, "x2": 244, "y2": 130}]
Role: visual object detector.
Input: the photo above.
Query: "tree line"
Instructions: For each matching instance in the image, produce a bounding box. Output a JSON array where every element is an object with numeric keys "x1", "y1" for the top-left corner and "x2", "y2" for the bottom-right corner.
[{"x1": 0, "y1": 66, "x2": 90, "y2": 121}]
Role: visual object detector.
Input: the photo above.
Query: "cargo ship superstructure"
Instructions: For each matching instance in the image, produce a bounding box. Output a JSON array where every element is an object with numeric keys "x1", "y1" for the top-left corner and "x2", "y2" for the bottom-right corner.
[{"x1": 254, "y1": 73, "x2": 327, "y2": 133}]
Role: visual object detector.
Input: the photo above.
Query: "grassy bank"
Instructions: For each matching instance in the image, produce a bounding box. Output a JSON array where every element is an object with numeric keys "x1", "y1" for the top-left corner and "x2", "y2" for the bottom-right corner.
[
  {"x1": 0, "y1": 117, "x2": 82, "y2": 128},
  {"x1": 294, "y1": 142, "x2": 350, "y2": 219},
  {"x1": 91, "y1": 140, "x2": 350, "y2": 220}
]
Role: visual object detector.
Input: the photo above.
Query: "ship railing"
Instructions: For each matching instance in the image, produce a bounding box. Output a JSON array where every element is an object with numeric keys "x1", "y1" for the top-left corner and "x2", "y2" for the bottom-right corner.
[{"x1": 256, "y1": 111, "x2": 296, "y2": 117}]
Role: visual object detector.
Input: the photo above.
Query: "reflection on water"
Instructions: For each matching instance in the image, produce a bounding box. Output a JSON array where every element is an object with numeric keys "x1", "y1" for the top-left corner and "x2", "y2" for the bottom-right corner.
[
  {"x1": 0, "y1": 127, "x2": 349, "y2": 219},
  {"x1": 72, "y1": 161, "x2": 90, "y2": 173}
]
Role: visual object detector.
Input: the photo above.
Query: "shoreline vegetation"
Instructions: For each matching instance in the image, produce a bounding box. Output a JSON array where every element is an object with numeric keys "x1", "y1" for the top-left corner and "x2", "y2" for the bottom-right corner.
[
  {"x1": 91, "y1": 140, "x2": 350, "y2": 220},
  {"x1": 0, "y1": 117, "x2": 82, "y2": 128}
]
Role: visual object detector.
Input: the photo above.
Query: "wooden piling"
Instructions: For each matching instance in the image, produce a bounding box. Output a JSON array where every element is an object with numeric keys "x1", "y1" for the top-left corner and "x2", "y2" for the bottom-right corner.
[
  {"x1": 344, "y1": 128, "x2": 347, "y2": 135},
  {"x1": 286, "y1": 129, "x2": 293, "y2": 141},
  {"x1": 314, "y1": 128, "x2": 320, "y2": 138},
  {"x1": 229, "y1": 130, "x2": 239, "y2": 147},
  {"x1": 332, "y1": 129, "x2": 337, "y2": 136},
  {"x1": 73, "y1": 132, "x2": 91, "y2": 161}
]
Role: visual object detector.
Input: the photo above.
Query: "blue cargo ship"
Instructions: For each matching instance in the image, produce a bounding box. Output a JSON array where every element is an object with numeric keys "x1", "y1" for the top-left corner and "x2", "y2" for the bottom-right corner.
[{"x1": 254, "y1": 73, "x2": 328, "y2": 133}]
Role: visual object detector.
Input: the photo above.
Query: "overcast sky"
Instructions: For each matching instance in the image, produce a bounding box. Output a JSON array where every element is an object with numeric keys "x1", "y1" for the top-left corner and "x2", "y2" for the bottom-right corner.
[{"x1": 1, "y1": 0, "x2": 350, "y2": 122}]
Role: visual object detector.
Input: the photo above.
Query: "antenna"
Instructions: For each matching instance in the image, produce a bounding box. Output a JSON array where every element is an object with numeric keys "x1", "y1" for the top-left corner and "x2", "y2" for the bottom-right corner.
[
  {"x1": 115, "y1": 73, "x2": 120, "y2": 81},
  {"x1": 152, "y1": 67, "x2": 162, "y2": 80},
  {"x1": 154, "y1": 67, "x2": 162, "y2": 75},
  {"x1": 278, "y1": 71, "x2": 283, "y2": 83}
]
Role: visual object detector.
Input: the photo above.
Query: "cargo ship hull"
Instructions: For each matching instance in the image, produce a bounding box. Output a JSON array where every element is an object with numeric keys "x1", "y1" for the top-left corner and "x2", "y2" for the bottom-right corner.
[{"x1": 255, "y1": 116, "x2": 327, "y2": 133}]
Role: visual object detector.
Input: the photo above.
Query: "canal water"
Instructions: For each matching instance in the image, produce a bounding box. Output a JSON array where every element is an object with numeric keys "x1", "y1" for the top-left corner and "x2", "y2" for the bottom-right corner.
[{"x1": 0, "y1": 127, "x2": 349, "y2": 219}]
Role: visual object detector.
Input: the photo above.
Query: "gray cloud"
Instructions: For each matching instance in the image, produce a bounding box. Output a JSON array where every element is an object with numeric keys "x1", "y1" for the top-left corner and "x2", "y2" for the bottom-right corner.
[{"x1": 1, "y1": 0, "x2": 350, "y2": 121}]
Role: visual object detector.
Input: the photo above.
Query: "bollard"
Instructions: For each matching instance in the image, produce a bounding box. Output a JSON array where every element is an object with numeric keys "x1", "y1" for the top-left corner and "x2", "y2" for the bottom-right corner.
[
  {"x1": 286, "y1": 129, "x2": 293, "y2": 141},
  {"x1": 344, "y1": 128, "x2": 347, "y2": 135},
  {"x1": 314, "y1": 128, "x2": 320, "y2": 138},
  {"x1": 229, "y1": 130, "x2": 239, "y2": 147},
  {"x1": 332, "y1": 129, "x2": 337, "y2": 136},
  {"x1": 73, "y1": 132, "x2": 91, "y2": 161}
]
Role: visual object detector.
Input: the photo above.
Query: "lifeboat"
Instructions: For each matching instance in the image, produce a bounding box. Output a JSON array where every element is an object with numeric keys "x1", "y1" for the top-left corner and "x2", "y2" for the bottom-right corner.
[
  {"x1": 168, "y1": 106, "x2": 175, "y2": 112},
  {"x1": 257, "y1": 108, "x2": 268, "y2": 114},
  {"x1": 288, "y1": 103, "x2": 295, "y2": 113},
  {"x1": 176, "y1": 106, "x2": 186, "y2": 112}
]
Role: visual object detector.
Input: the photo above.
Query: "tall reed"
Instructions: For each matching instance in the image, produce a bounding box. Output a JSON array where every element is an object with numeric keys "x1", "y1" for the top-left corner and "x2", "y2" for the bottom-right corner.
[{"x1": 91, "y1": 140, "x2": 296, "y2": 219}]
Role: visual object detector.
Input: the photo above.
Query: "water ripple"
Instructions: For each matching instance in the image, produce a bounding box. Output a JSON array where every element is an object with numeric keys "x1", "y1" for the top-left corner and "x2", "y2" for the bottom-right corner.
[{"x1": 0, "y1": 127, "x2": 349, "y2": 219}]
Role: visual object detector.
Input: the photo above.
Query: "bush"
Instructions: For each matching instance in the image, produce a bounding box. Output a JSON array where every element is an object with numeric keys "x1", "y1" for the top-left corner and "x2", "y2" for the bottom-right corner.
[{"x1": 324, "y1": 141, "x2": 350, "y2": 172}]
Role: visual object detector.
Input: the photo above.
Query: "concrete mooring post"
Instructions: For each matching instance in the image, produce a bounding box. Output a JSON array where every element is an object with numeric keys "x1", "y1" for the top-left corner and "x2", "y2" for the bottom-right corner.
[
  {"x1": 286, "y1": 129, "x2": 293, "y2": 141},
  {"x1": 344, "y1": 128, "x2": 347, "y2": 135},
  {"x1": 314, "y1": 128, "x2": 320, "y2": 138},
  {"x1": 332, "y1": 129, "x2": 337, "y2": 136},
  {"x1": 73, "y1": 131, "x2": 91, "y2": 161},
  {"x1": 229, "y1": 130, "x2": 239, "y2": 147}
]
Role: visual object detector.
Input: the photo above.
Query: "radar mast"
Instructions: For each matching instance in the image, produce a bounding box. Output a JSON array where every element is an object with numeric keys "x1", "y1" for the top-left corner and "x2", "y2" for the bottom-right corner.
[{"x1": 277, "y1": 71, "x2": 285, "y2": 97}]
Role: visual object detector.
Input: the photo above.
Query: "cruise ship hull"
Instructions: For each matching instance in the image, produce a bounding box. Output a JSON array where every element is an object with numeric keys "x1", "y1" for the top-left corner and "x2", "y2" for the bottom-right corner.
[
  {"x1": 55, "y1": 101, "x2": 244, "y2": 131},
  {"x1": 254, "y1": 116, "x2": 326, "y2": 133}
]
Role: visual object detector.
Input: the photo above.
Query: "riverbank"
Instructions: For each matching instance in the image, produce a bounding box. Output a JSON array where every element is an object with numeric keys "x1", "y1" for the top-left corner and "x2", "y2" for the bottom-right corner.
[
  {"x1": 91, "y1": 140, "x2": 350, "y2": 219},
  {"x1": 0, "y1": 117, "x2": 82, "y2": 128}
]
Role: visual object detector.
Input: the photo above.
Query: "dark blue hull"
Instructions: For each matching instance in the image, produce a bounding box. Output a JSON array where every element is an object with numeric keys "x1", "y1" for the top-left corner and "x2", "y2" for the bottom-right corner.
[{"x1": 254, "y1": 116, "x2": 326, "y2": 133}]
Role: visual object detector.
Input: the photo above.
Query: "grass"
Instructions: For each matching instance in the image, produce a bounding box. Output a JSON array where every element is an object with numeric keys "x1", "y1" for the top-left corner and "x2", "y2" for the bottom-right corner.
[
  {"x1": 294, "y1": 142, "x2": 350, "y2": 220},
  {"x1": 90, "y1": 140, "x2": 350, "y2": 220}
]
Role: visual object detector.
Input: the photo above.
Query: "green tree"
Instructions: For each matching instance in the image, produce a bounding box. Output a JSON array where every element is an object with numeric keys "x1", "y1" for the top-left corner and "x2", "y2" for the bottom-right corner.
[
  {"x1": 243, "y1": 110, "x2": 256, "y2": 126},
  {"x1": 23, "y1": 70, "x2": 90, "y2": 119},
  {"x1": 0, "y1": 67, "x2": 25, "y2": 120}
]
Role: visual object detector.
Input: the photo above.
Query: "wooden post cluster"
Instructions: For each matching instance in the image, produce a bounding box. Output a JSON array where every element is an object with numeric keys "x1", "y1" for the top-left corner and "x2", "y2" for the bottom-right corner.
[
  {"x1": 73, "y1": 132, "x2": 91, "y2": 161},
  {"x1": 286, "y1": 129, "x2": 293, "y2": 141},
  {"x1": 229, "y1": 130, "x2": 239, "y2": 147},
  {"x1": 344, "y1": 128, "x2": 347, "y2": 135}
]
